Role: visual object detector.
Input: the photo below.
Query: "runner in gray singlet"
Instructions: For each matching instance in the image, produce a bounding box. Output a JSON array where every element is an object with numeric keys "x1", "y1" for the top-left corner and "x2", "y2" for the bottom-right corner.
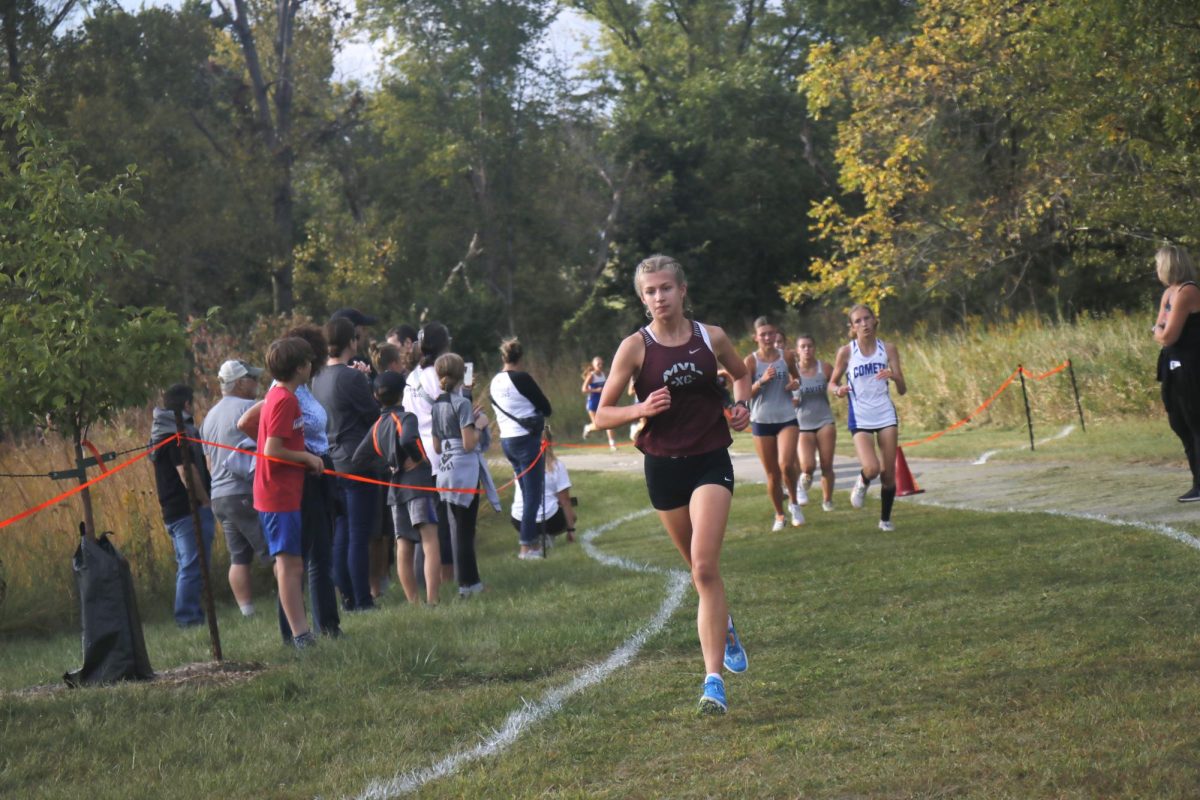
[
  {"x1": 745, "y1": 317, "x2": 803, "y2": 530},
  {"x1": 794, "y1": 360, "x2": 835, "y2": 430},
  {"x1": 750, "y1": 352, "x2": 798, "y2": 424},
  {"x1": 792, "y1": 334, "x2": 839, "y2": 512}
]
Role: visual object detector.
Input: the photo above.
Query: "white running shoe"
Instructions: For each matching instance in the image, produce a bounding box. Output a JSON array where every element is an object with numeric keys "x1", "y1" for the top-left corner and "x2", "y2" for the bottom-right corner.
[
  {"x1": 771, "y1": 516, "x2": 786, "y2": 532},
  {"x1": 822, "y1": 500, "x2": 835, "y2": 512},
  {"x1": 788, "y1": 503, "x2": 805, "y2": 527},
  {"x1": 878, "y1": 520, "x2": 895, "y2": 532},
  {"x1": 609, "y1": 442, "x2": 618, "y2": 452},
  {"x1": 582, "y1": 423, "x2": 592, "y2": 438},
  {"x1": 851, "y1": 477, "x2": 867, "y2": 509},
  {"x1": 800, "y1": 473, "x2": 813, "y2": 491},
  {"x1": 795, "y1": 481, "x2": 809, "y2": 506}
]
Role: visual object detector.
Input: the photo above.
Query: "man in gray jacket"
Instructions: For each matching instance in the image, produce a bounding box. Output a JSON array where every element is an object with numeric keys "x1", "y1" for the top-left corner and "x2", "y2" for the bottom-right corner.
[{"x1": 200, "y1": 359, "x2": 271, "y2": 616}]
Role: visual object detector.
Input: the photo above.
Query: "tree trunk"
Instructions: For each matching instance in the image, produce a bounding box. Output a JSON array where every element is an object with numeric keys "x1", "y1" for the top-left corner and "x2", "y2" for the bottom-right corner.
[
  {"x1": 222, "y1": 0, "x2": 298, "y2": 314},
  {"x1": 271, "y1": 177, "x2": 295, "y2": 313},
  {"x1": 2, "y1": 0, "x2": 19, "y2": 89},
  {"x1": 1, "y1": 0, "x2": 20, "y2": 164},
  {"x1": 73, "y1": 433, "x2": 96, "y2": 543}
]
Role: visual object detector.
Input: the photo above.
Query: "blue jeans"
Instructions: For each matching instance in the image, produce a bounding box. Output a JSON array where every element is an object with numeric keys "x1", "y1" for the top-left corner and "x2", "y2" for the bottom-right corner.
[
  {"x1": 332, "y1": 476, "x2": 379, "y2": 610},
  {"x1": 502, "y1": 433, "x2": 545, "y2": 546},
  {"x1": 165, "y1": 506, "x2": 216, "y2": 627}
]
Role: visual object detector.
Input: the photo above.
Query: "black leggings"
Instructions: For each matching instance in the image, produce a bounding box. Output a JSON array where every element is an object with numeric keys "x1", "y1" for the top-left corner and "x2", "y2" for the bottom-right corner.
[
  {"x1": 1163, "y1": 370, "x2": 1200, "y2": 489},
  {"x1": 447, "y1": 495, "x2": 481, "y2": 587}
]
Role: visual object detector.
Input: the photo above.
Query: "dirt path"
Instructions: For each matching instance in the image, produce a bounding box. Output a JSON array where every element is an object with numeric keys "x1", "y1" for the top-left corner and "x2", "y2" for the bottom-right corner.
[{"x1": 558, "y1": 443, "x2": 1200, "y2": 535}]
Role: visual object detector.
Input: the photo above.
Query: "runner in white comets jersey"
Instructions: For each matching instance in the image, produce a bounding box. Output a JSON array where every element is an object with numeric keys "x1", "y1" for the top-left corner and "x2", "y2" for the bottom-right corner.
[{"x1": 830, "y1": 304, "x2": 908, "y2": 531}]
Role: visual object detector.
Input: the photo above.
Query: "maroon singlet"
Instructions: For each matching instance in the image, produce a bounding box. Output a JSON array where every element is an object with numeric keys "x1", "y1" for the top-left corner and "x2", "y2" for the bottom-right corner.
[{"x1": 634, "y1": 320, "x2": 732, "y2": 457}]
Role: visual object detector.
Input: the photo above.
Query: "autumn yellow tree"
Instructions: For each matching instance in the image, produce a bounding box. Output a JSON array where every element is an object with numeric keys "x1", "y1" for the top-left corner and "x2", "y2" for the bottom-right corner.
[{"x1": 788, "y1": 0, "x2": 1200, "y2": 321}]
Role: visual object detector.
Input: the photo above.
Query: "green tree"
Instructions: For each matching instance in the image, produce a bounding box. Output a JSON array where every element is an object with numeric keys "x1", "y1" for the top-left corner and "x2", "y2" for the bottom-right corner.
[
  {"x1": 211, "y1": 0, "x2": 351, "y2": 313},
  {"x1": 39, "y1": 3, "x2": 276, "y2": 318},
  {"x1": 353, "y1": 0, "x2": 614, "y2": 352},
  {"x1": 570, "y1": 0, "x2": 900, "y2": 327},
  {"x1": 0, "y1": 93, "x2": 186, "y2": 538},
  {"x1": 790, "y1": 0, "x2": 1200, "y2": 322}
]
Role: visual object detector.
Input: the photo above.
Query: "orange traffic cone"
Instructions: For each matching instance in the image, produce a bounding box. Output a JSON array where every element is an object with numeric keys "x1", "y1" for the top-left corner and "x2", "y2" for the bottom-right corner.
[{"x1": 894, "y1": 446, "x2": 924, "y2": 496}]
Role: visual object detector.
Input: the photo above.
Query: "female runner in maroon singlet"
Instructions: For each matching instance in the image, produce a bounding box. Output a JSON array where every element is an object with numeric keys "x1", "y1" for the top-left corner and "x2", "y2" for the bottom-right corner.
[{"x1": 594, "y1": 255, "x2": 752, "y2": 714}]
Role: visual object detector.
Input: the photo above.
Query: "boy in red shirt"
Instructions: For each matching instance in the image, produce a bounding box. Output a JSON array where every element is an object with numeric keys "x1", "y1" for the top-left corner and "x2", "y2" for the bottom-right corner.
[{"x1": 255, "y1": 337, "x2": 325, "y2": 649}]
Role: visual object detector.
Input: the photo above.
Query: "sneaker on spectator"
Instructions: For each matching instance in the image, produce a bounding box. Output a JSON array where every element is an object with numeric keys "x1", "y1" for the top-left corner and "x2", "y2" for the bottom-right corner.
[{"x1": 293, "y1": 631, "x2": 317, "y2": 650}]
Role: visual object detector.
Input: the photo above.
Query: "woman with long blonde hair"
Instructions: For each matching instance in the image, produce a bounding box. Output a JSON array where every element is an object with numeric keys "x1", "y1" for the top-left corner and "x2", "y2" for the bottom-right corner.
[
  {"x1": 1153, "y1": 244, "x2": 1200, "y2": 502},
  {"x1": 593, "y1": 254, "x2": 752, "y2": 714}
]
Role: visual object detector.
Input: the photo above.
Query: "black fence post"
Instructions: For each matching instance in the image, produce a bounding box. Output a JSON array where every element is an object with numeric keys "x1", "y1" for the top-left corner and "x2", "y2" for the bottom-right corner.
[
  {"x1": 1018, "y1": 365, "x2": 1035, "y2": 451},
  {"x1": 1067, "y1": 359, "x2": 1086, "y2": 433}
]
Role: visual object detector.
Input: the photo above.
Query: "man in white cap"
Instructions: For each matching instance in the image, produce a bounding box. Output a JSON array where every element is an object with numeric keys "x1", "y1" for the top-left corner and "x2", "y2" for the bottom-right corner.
[{"x1": 200, "y1": 359, "x2": 271, "y2": 616}]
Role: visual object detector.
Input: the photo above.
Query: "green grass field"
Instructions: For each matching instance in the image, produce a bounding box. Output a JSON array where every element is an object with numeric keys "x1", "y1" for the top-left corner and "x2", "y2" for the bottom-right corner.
[{"x1": 4, "y1": 461, "x2": 1200, "y2": 798}]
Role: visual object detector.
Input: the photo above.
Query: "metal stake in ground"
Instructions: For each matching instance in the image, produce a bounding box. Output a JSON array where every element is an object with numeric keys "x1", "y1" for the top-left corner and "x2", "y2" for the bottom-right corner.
[
  {"x1": 1018, "y1": 365, "x2": 1035, "y2": 451},
  {"x1": 1067, "y1": 359, "x2": 1086, "y2": 433},
  {"x1": 173, "y1": 411, "x2": 223, "y2": 662}
]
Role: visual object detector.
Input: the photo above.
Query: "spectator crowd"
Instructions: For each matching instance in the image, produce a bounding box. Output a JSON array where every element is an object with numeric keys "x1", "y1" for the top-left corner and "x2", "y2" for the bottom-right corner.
[{"x1": 148, "y1": 310, "x2": 572, "y2": 647}]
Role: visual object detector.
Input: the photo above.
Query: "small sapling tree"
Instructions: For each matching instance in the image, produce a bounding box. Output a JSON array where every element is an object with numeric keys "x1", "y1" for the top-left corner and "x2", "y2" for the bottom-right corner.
[{"x1": 0, "y1": 91, "x2": 186, "y2": 540}]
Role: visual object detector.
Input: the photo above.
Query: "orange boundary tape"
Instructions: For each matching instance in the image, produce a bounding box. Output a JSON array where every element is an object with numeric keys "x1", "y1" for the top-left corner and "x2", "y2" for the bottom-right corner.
[
  {"x1": 0, "y1": 436, "x2": 177, "y2": 530},
  {"x1": 0, "y1": 432, "x2": 551, "y2": 531},
  {"x1": 179, "y1": 435, "x2": 547, "y2": 495},
  {"x1": 902, "y1": 360, "x2": 1071, "y2": 449}
]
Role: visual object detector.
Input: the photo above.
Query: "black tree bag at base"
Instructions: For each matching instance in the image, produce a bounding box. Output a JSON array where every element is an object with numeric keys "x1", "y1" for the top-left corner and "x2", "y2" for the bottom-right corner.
[{"x1": 64, "y1": 531, "x2": 154, "y2": 686}]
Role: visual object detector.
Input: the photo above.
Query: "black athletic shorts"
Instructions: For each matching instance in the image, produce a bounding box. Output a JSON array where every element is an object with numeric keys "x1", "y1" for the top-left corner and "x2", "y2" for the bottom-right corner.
[{"x1": 643, "y1": 448, "x2": 734, "y2": 510}]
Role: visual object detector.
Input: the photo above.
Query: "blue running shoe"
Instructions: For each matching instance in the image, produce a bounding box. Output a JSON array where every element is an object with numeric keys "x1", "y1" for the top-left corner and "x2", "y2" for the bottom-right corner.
[
  {"x1": 698, "y1": 675, "x2": 727, "y2": 714},
  {"x1": 723, "y1": 617, "x2": 748, "y2": 673}
]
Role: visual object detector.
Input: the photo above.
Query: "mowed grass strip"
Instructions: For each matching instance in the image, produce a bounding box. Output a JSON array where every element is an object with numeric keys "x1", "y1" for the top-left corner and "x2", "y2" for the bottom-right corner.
[{"x1": 4, "y1": 471, "x2": 1200, "y2": 799}]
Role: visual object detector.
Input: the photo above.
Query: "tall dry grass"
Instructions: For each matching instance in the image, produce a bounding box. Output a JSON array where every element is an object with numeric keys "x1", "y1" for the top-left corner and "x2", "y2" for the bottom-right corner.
[
  {"x1": 0, "y1": 408, "x2": 212, "y2": 634},
  {"x1": 893, "y1": 312, "x2": 1158, "y2": 431}
]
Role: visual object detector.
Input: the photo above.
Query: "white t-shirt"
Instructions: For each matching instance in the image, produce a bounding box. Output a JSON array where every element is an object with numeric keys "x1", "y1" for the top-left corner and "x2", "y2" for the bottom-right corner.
[
  {"x1": 490, "y1": 371, "x2": 541, "y2": 438},
  {"x1": 511, "y1": 459, "x2": 571, "y2": 522}
]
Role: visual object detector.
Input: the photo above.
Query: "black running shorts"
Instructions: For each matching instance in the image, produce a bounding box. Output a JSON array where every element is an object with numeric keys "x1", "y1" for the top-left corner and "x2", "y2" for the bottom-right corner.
[{"x1": 643, "y1": 448, "x2": 734, "y2": 510}]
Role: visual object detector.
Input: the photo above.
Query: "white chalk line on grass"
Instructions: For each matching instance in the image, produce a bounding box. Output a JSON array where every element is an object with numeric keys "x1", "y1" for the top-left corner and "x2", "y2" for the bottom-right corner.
[
  {"x1": 353, "y1": 508, "x2": 687, "y2": 800},
  {"x1": 910, "y1": 497, "x2": 1200, "y2": 552},
  {"x1": 972, "y1": 424, "x2": 1076, "y2": 465}
]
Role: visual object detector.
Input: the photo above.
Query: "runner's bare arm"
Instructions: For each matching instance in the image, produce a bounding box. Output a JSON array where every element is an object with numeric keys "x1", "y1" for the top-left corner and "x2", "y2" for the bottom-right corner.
[
  {"x1": 830, "y1": 345, "x2": 851, "y2": 398},
  {"x1": 883, "y1": 343, "x2": 907, "y2": 396},
  {"x1": 708, "y1": 324, "x2": 751, "y2": 431},
  {"x1": 594, "y1": 333, "x2": 651, "y2": 430}
]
